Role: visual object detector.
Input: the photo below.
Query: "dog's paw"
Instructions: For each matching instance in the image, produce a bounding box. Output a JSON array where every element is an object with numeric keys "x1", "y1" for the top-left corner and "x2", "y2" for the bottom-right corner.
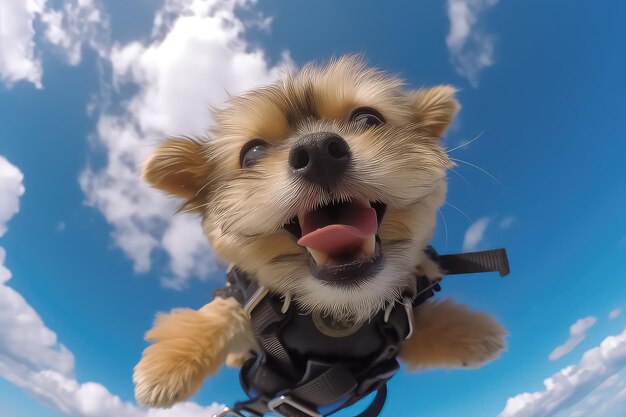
[
  {"x1": 133, "y1": 341, "x2": 208, "y2": 408},
  {"x1": 133, "y1": 306, "x2": 231, "y2": 407},
  {"x1": 399, "y1": 299, "x2": 507, "y2": 370},
  {"x1": 444, "y1": 325, "x2": 507, "y2": 368},
  {"x1": 416, "y1": 256, "x2": 444, "y2": 281}
]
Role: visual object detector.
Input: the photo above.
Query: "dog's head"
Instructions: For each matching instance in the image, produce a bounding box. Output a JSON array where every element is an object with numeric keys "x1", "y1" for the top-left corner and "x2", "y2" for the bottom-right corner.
[{"x1": 144, "y1": 56, "x2": 458, "y2": 322}]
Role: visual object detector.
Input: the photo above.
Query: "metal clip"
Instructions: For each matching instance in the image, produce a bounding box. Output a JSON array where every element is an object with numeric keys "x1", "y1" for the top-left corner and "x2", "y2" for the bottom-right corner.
[
  {"x1": 212, "y1": 406, "x2": 246, "y2": 417},
  {"x1": 243, "y1": 286, "x2": 269, "y2": 318},
  {"x1": 281, "y1": 292, "x2": 292, "y2": 314},
  {"x1": 403, "y1": 297, "x2": 414, "y2": 340},
  {"x1": 268, "y1": 395, "x2": 322, "y2": 417},
  {"x1": 383, "y1": 302, "x2": 394, "y2": 323}
]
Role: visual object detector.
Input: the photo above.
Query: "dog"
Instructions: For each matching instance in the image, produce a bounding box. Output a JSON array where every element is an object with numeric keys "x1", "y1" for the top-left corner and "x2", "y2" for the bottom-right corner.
[{"x1": 133, "y1": 55, "x2": 507, "y2": 408}]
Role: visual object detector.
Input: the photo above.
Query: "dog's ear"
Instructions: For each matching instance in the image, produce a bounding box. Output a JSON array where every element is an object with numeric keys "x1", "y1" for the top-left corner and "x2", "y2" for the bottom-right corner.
[
  {"x1": 409, "y1": 86, "x2": 459, "y2": 139},
  {"x1": 143, "y1": 138, "x2": 211, "y2": 201}
]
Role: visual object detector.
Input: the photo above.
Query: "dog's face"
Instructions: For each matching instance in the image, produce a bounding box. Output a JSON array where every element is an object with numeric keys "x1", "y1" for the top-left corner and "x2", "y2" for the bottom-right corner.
[{"x1": 144, "y1": 56, "x2": 458, "y2": 323}]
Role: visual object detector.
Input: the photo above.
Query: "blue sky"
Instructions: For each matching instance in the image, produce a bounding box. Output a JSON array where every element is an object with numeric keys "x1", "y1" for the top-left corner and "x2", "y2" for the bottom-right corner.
[{"x1": 0, "y1": 0, "x2": 625, "y2": 416}]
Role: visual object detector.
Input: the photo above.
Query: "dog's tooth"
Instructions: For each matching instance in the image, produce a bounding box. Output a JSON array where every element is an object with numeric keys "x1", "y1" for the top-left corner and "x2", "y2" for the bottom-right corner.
[
  {"x1": 362, "y1": 234, "x2": 376, "y2": 258},
  {"x1": 358, "y1": 198, "x2": 371, "y2": 208},
  {"x1": 307, "y1": 248, "x2": 329, "y2": 266}
]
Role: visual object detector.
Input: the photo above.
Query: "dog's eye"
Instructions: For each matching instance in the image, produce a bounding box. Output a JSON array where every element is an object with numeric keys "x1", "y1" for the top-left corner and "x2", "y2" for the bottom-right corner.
[
  {"x1": 350, "y1": 108, "x2": 385, "y2": 128},
  {"x1": 240, "y1": 139, "x2": 269, "y2": 168}
]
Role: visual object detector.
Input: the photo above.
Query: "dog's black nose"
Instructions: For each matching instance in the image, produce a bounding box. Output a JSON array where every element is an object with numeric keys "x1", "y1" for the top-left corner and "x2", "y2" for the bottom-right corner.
[{"x1": 289, "y1": 132, "x2": 351, "y2": 193}]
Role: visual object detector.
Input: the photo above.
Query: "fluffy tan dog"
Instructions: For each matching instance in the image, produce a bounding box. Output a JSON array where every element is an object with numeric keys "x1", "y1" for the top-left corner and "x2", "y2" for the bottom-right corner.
[{"x1": 133, "y1": 56, "x2": 507, "y2": 408}]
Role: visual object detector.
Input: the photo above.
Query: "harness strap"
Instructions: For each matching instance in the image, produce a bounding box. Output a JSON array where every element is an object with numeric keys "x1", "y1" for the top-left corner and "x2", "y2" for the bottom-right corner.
[
  {"x1": 248, "y1": 297, "x2": 295, "y2": 377},
  {"x1": 438, "y1": 248, "x2": 510, "y2": 277},
  {"x1": 212, "y1": 247, "x2": 510, "y2": 417},
  {"x1": 291, "y1": 363, "x2": 357, "y2": 404},
  {"x1": 356, "y1": 385, "x2": 387, "y2": 417}
]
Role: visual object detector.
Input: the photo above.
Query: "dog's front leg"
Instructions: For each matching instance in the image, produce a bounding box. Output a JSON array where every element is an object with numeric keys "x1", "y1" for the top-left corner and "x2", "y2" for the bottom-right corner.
[
  {"x1": 133, "y1": 297, "x2": 256, "y2": 408},
  {"x1": 399, "y1": 299, "x2": 507, "y2": 370}
]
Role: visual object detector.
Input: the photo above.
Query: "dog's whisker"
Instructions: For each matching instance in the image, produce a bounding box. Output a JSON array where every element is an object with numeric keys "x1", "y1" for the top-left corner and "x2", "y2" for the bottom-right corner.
[
  {"x1": 437, "y1": 207, "x2": 449, "y2": 250},
  {"x1": 448, "y1": 168, "x2": 474, "y2": 190},
  {"x1": 450, "y1": 157, "x2": 506, "y2": 189},
  {"x1": 446, "y1": 130, "x2": 485, "y2": 153},
  {"x1": 443, "y1": 201, "x2": 473, "y2": 223}
]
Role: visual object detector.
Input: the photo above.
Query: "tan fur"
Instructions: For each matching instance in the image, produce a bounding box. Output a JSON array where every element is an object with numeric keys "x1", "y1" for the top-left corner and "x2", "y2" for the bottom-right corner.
[
  {"x1": 400, "y1": 299, "x2": 507, "y2": 369},
  {"x1": 136, "y1": 55, "x2": 507, "y2": 407},
  {"x1": 142, "y1": 138, "x2": 211, "y2": 201},
  {"x1": 133, "y1": 297, "x2": 255, "y2": 407},
  {"x1": 409, "y1": 86, "x2": 460, "y2": 138}
]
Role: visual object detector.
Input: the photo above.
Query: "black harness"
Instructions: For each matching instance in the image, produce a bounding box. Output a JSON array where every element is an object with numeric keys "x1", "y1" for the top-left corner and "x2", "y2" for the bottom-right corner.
[{"x1": 212, "y1": 247, "x2": 510, "y2": 417}]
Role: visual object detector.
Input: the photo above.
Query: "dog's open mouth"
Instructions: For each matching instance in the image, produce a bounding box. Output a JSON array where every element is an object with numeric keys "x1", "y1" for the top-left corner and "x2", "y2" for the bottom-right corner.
[{"x1": 284, "y1": 200, "x2": 386, "y2": 283}]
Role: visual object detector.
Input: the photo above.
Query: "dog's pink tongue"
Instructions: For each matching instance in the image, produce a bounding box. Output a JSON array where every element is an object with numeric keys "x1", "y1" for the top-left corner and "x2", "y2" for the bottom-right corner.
[{"x1": 297, "y1": 207, "x2": 377, "y2": 254}]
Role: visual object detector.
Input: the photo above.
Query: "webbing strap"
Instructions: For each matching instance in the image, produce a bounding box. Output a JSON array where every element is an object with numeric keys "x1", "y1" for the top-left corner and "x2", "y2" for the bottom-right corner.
[
  {"x1": 248, "y1": 297, "x2": 296, "y2": 379},
  {"x1": 290, "y1": 364, "x2": 357, "y2": 406},
  {"x1": 439, "y1": 248, "x2": 510, "y2": 277}
]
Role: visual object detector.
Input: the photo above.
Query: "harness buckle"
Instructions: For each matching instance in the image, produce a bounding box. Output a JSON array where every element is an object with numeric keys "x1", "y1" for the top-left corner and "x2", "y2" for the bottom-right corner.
[{"x1": 268, "y1": 395, "x2": 322, "y2": 417}]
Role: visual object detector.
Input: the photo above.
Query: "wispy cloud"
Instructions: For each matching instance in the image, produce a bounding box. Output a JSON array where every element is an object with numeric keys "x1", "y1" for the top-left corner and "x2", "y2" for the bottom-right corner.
[
  {"x1": 500, "y1": 216, "x2": 516, "y2": 230},
  {"x1": 549, "y1": 317, "x2": 597, "y2": 361},
  {"x1": 463, "y1": 216, "x2": 490, "y2": 251},
  {"x1": 39, "y1": 0, "x2": 110, "y2": 65},
  {"x1": 498, "y1": 326, "x2": 626, "y2": 417},
  {"x1": 446, "y1": 0, "x2": 500, "y2": 87},
  {"x1": 0, "y1": 0, "x2": 107, "y2": 88},
  {"x1": 610, "y1": 308, "x2": 623, "y2": 320},
  {"x1": 0, "y1": 0, "x2": 44, "y2": 87},
  {"x1": 0, "y1": 155, "x2": 222, "y2": 417}
]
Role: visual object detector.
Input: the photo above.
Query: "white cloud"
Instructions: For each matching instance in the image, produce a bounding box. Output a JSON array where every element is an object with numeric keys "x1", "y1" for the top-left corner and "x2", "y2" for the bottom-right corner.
[
  {"x1": 4, "y1": 366, "x2": 223, "y2": 417},
  {"x1": 557, "y1": 372, "x2": 626, "y2": 417},
  {"x1": 80, "y1": 0, "x2": 288, "y2": 288},
  {"x1": 0, "y1": 0, "x2": 108, "y2": 88},
  {"x1": 500, "y1": 216, "x2": 515, "y2": 230},
  {"x1": 0, "y1": 156, "x2": 25, "y2": 237},
  {"x1": 0, "y1": 157, "x2": 73, "y2": 377},
  {"x1": 462, "y1": 216, "x2": 490, "y2": 251},
  {"x1": 0, "y1": 255, "x2": 75, "y2": 379},
  {"x1": 0, "y1": 154, "x2": 222, "y2": 416},
  {"x1": 39, "y1": 0, "x2": 109, "y2": 65},
  {"x1": 549, "y1": 317, "x2": 597, "y2": 361},
  {"x1": 610, "y1": 308, "x2": 623, "y2": 320},
  {"x1": 446, "y1": 0, "x2": 499, "y2": 86},
  {"x1": 160, "y1": 215, "x2": 219, "y2": 289},
  {"x1": 497, "y1": 327, "x2": 626, "y2": 417},
  {"x1": 0, "y1": 0, "x2": 44, "y2": 87}
]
